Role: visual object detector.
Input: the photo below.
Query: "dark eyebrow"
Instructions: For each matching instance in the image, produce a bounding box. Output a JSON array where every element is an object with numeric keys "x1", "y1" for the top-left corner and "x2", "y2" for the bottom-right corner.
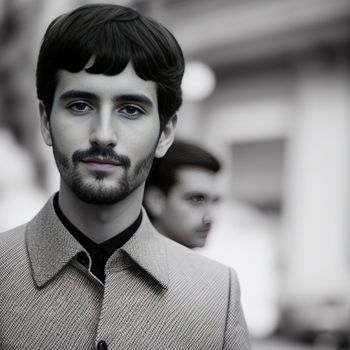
[
  {"x1": 59, "y1": 90, "x2": 98, "y2": 101},
  {"x1": 185, "y1": 192, "x2": 207, "y2": 198},
  {"x1": 114, "y1": 94, "x2": 154, "y2": 108},
  {"x1": 58, "y1": 91, "x2": 154, "y2": 108}
]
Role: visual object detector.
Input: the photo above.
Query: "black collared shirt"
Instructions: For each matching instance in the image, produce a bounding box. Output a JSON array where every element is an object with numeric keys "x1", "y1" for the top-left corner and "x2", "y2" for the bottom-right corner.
[{"x1": 53, "y1": 193, "x2": 142, "y2": 283}]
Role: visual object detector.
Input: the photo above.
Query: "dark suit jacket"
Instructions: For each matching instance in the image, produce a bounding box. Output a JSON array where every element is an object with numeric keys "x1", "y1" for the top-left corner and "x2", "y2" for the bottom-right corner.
[{"x1": 0, "y1": 196, "x2": 251, "y2": 349}]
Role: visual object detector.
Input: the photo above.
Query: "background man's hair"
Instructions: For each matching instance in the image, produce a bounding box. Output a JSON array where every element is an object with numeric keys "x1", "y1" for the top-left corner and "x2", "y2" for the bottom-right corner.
[
  {"x1": 146, "y1": 139, "x2": 221, "y2": 195},
  {"x1": 36, "y1": 4, "x2": 184, "y2": 129}
]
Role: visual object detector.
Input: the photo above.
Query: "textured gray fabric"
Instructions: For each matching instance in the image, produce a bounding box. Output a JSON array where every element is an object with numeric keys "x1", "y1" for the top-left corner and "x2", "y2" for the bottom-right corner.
[{"x1": 0, "y1": 197, "x2": 251, "y2": 349}]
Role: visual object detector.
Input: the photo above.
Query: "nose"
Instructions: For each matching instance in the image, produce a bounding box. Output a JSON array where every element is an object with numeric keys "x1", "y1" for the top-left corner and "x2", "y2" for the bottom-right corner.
[
  {"x1": 89, "y1": 110, "x2": 117, "y2": 148},
  {"x1": 202, "y1": 211, "x2": 212, "y2": 226}
]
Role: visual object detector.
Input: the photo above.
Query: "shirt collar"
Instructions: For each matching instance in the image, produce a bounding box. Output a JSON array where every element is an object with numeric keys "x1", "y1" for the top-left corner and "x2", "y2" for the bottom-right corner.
[
  {"x1": 53, "y1": 193, "x2": 142, "y2": 257},
  {"x1": 26, "y1": 195, "x2": 169, "y2": 289}
]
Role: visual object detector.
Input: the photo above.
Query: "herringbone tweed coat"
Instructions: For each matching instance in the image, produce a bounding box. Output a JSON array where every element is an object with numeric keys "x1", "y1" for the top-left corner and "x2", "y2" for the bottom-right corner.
[{"x1": 0, "y1": 196, "x2": 251, "y2": 350}]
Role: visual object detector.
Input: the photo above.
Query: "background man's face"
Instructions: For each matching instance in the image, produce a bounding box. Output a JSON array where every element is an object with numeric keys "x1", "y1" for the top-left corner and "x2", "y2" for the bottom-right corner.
[
  {"x1": 41, "y1": 63, "x2": 164, "y2": 204},
  {"x1": 157, "y1": 166, "x2": 220, "y2": 248}
]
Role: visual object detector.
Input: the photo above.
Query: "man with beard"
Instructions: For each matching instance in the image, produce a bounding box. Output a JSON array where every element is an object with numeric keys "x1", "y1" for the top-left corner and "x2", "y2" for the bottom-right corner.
[
  {"x1": 0, "y1": 4, "x2": 251, "y2": 350},
  {"x1": 144, "y1": 140, "x2": 221, "y2": 249}
]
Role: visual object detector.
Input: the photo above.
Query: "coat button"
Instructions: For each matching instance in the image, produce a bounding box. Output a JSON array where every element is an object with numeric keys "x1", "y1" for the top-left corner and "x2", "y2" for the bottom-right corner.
[
  {"x1": 77, "y1": 252, "x2": 89, "y2": 267},
  {"x1": 97, "y1": 340, "x2": 108, "y2": 350}
]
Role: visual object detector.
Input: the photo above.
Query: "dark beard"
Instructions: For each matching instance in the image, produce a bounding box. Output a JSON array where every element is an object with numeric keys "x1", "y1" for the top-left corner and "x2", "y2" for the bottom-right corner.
[{"x1": 52, "y1": 143, "x2": 156, "y2": 205}]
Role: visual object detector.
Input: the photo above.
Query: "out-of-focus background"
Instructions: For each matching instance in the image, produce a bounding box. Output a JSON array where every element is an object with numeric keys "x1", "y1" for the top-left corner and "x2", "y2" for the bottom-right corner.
[{"x1": 1, "y1": 0, "x2": 350, "y2": 349}]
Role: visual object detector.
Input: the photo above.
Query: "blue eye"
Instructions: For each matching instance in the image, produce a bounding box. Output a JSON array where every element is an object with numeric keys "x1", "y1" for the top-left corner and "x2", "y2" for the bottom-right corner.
[
  {"x1": 68, "y1": 102, "x2": 93, "y2": 115},
  {"x1": 191, "y1": 196, "x2": 204, "y2": 202},
  {"x1": 188, "y1": 195, "x2": 206, "y2": 206},
  {"x1": 119, "y1": 105, "x2": 144, "y2": 119}
]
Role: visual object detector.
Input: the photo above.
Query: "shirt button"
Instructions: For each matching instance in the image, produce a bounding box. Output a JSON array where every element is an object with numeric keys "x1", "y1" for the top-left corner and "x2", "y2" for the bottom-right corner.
[
  {"x1": 97, "y1": 340, "x2": 108, "y2": 350},
  {"x1": 77, "y1": 252, "x2": 89, "y2": 267}
]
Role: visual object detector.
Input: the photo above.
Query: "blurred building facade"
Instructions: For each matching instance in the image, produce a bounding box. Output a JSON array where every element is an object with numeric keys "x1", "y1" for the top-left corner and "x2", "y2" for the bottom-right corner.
[{"x1": 1, "y1": 0, "x2": 350, "y2": 347}]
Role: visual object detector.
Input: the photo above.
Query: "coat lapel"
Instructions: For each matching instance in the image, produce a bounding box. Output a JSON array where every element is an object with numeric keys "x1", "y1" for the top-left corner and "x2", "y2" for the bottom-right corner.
[
  {"x1": 26, "y1": 196, "x2": 85, "y2": 288},
  {"x1": 114, "y1": 209, "x2": 169, "y2": 289}
]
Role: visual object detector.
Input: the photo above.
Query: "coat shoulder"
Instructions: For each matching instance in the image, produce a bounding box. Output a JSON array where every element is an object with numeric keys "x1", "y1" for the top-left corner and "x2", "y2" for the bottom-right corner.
[
  {"x1": 162, "y1": 233, "x2": 227, "y2": 265},
  {"x1": 160, "y1": 233, "x2": 233, "y2": 282},
  {"x1": 0, "y1": 224, "x2": 27, "y2": 263},
  {"x1": 0, "y1": 224, "x2": 26, "y2": 249}
]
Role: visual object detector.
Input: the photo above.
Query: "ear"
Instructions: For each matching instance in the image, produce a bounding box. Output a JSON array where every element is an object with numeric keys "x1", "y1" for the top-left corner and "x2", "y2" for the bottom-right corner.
[
  {"x1": 144, "y1": 186, "x2": 167, "y2": 218},
  {"x1": 155, "y1": 114, "x2": 177, "y2": 158},
  {"x1": 39, "y1": 101, "x2": 52, "y2": 146}
]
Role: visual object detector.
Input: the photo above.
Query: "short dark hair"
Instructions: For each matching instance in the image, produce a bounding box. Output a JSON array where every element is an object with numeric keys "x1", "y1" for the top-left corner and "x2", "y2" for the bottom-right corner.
[
  {"x1": 146, "y1": 140, "x2": 221, "y2": 195},
  {"x1": 36, "y1": 4, "x2": 184, "y2": 129}
]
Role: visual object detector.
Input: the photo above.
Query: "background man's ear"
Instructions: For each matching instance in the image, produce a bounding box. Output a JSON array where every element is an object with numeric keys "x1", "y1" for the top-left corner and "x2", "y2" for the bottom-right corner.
[
  {"x1": 144, "y1": 186, "x2": 166, "y2": 218},
  {"x1": 39, "y1": 101, "x2": 52, "y2": 146},
  {"x1": 155, "y1": 115, "x2": 177, "y2": 158}
]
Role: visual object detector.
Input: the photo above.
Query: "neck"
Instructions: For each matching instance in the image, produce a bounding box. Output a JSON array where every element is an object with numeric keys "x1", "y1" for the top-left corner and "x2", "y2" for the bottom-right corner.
[{"x1": 58, "y1": 180, "x2": 144, "y2": 244}]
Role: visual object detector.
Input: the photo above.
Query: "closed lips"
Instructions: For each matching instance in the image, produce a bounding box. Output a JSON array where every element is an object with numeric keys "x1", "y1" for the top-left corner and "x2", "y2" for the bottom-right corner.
[{"x1": 82, "y1": 158, "x2": 119, "y2": 165}]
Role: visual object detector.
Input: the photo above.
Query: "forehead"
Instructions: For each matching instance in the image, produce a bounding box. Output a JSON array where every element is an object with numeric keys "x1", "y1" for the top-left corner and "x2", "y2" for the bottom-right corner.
[
  {"x1": 54, "y1": 63, "x2": 158, "y2": 104},
  {"x1": 173, "y1": 166, "x2": 218, "y2": 193}
]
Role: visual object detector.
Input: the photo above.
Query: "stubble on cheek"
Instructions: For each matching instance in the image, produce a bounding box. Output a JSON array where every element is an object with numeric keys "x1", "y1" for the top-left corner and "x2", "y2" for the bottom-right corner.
[{"x1": 52, "y1": 142, "x2": 70, "y2": 171}]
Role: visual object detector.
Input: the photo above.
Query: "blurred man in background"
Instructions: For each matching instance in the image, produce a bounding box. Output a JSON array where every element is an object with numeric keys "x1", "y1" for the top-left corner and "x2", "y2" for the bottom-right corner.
[{"x1": 144, "y1": 140, "x2": 221, "y2": 249}]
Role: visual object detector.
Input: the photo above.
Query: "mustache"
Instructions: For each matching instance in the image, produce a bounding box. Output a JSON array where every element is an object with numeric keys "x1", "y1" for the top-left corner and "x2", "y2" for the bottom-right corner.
[{"x1": 72, "y1": 146, "x2": 131, "y2": 168}]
